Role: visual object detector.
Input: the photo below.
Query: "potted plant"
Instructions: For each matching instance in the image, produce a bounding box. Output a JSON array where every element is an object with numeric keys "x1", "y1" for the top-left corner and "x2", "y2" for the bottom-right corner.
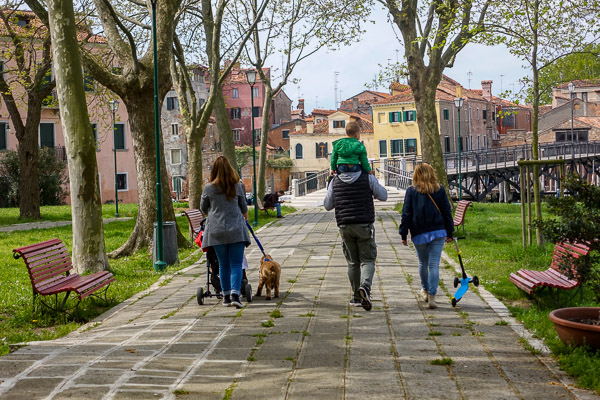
[{"x1": 537, "y1": 175, "x2": 600, "y2": 349}]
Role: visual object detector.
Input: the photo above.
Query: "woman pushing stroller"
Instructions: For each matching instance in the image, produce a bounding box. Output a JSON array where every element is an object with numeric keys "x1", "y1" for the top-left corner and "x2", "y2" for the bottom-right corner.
[{"x1": 200, "y1": 156, "x2": 251, "y2": 309}]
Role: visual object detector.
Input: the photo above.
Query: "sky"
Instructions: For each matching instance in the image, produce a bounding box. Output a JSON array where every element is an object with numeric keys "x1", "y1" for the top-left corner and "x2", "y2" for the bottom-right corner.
[{"x1": 284, "y1": 5, "x2": 531, "y2": 113}]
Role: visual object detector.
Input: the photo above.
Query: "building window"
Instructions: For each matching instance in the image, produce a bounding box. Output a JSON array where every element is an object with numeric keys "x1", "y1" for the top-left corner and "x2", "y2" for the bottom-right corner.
[
  {"x1": 166, "y1": 96, "x2": 178, "y2": 111},
  {"x1": 555, "y1": 130, "x2": 589, "y2": 142},
  {"x1": 172, "y1": 176, "x2": 183, "y2": 195},
  {"x1": 476, "y1": 108, "x2": 480, "y2": 120},
  {"x1": 117, "y1": 172, "x2": 128, "y2": 191},
  {"x1": 477, "y1": 135, "x2": 481, "y2": 149},
  {"x1": 39, "y1": 123, "x2": 55, "y2": 148},
  {"x1": 295, "y1": 143, "x2": 303, "y2": 159},
  {"x1": 390, "y1": 139, "x2": 403, "y2": 157},
  {"x1": 252, "y1": 87, "x2": 259, "y2": 98},
  {"x1": 377, "y1": 112, "x2": 386, "y2": 124},
  {"x1": 482, "y1": 110, "x2": 487, "y2": 120},
  {"x1": 114, "y1": 123, "x2": 126, "y2": 150},
  {"x1": 483, "y1": 135, "x2": 487, "y2": 149},
  {"x1": 231, "y1": 108, "x2": 241, "y2": 119},
  {"x1": 389, "y1": 112, "x2": 401, "y2": 123},
  {"x1": 232, "y1": 88, "x2": 239, "y2": 98},
  {"x1": 405, "y1": 138, "x2": 417, "y2": 154},
  {"x1": 171, "y1": 148, "x2": 182, "y2": 165},
  {"x1": 443, "y1": 109, "x2": 449, "y2": 120},
  {"x1": 282, "y1": 129, "x2": 290, "y2": 139},
  {"x1": 333, "y1": 120, "x2": 345, "y2": 128},
  {"x1": 379, "y1": 140, "x2": 387, "y2": 157},
  {"x1": 171, "y1": 123, "x2": 179, "y2": 136},
  {"x1": 403, "y1": 110, "x2": 416, "y2": 122},
  {"x1": 444, "y1": 136, "x2": 450, "y2": 153},
  {"x1": 582, "y1": 92, "x2": 588, "y2": 102},
  {"x1": 252, "y1": 106, "x2": 260, "y2": 118},
  {"x1": 83, "y1": 68, "x2": 94, "y2": 92},
  {"x1": 0, "y1": 122, "x2": 7, "y2": 150},
  {"x1": 316, "y1": 142, "x2": 328, "y2": 158},
  {"x1": 232, "y1": 129, "x2": 240, "y2": 141}
]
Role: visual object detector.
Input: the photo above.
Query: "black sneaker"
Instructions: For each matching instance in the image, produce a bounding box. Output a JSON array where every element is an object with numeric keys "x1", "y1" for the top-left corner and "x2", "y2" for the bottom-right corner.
[
  {"x1": 223, "y1": 294, "x2": 232, "y2": 307},
  {"x1": 359, "y1": 286, "x2": 372, "y2": 311},
  {"x1": 231, "y1": 293, "x2": 244, "y2": 309},
  {"x1": 349, "y1": 298, "x2": 362, "y2": 307}
]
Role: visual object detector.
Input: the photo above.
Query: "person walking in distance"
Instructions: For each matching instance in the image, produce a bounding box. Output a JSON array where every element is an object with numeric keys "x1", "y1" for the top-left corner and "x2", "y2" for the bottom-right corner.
[
  {"x1": 324, "y1": 157, "x2": 387, "y2": 310},
  {"x1": 399, "y1": 163, "x2": 453, "y2": 309},
  {"x1": 201, "y1": 156, "x2": 251, "y2": 309}
]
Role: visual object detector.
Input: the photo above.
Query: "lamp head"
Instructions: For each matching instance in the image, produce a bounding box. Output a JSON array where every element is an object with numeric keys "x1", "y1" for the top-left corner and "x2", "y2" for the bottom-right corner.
[
  {"x1": 111, "y1": 100, "x2": 119, "y2": 112},
  {"x1": 245, "y1": 69, "x2": 257, "y2": 85},
  {"x1": 454, "y1": 97, "x2": 464, "y2": 108},
  {"x1": 567, "y1": 82, "x2": 575, "y2": 93}
]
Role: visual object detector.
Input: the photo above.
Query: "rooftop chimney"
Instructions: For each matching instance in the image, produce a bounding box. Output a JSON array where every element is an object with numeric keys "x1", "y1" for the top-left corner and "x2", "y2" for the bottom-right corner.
[
  {"x1": 306, "y1": 119, "x2": 314, "y2": 134},
  {"x1": 298, "y1": 98, "x2": 305, "y2": 110},
  {"x1": 352, "y1": 97, "x2": 359, "y2": 113},
  {"x1": 481, "y1": 80, "x2": 493, "y2": 101}
]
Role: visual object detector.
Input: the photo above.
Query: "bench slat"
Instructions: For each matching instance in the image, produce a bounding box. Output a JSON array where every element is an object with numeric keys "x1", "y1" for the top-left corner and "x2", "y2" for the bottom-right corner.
[{"x1": 509, "y1": 273, "x2": 536, "y2": 295}]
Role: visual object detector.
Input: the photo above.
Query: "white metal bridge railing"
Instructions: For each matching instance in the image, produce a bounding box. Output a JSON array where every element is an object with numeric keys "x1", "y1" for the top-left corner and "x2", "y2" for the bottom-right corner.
[{"x1": 294, "y1": 168, "x2": 330, "y2": 197}]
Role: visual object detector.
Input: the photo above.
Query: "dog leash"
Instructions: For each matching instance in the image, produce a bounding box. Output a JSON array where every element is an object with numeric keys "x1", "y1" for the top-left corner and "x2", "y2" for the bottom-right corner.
[{"x1": 246, "y1": 221, "x2": 270, "y2": 261}]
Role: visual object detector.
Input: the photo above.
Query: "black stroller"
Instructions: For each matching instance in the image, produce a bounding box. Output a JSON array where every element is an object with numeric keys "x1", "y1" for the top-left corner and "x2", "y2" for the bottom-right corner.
[{"x1": 196, "y1": 218, "x2": 252, "y2": 305}]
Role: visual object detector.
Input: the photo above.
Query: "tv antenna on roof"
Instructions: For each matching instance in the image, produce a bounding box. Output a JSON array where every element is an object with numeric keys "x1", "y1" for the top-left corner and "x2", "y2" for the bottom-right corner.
[
  {"x1": 334, "y1": 71, "x2": 340, "y2": 109},
  {"x1": 467, "y1": 70, "x2": 473, "y2": 89}
]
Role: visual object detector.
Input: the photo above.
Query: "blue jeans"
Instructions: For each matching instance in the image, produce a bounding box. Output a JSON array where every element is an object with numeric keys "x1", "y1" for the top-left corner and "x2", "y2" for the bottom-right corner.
[
  {"x1": 414, "y1": 237, "x2": 445, "y2": 296},
  {"x1": 337, "y1": 164, "x2": 361, "y2": 173},
  {"x1": 275, "y1": 203, "x2": 282, "y2": 217},
  {"x1": 213, "y1": 242, "x2": 245, "y2": 296}
]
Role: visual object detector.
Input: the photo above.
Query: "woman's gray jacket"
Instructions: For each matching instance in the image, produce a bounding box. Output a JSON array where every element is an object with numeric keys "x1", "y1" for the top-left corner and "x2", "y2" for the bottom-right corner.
[{"x1": 200, "y1": 182, "x2": 250, "y2": 248}]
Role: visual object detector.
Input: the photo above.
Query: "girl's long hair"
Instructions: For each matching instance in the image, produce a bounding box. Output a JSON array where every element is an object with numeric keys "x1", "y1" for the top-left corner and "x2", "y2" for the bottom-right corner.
[
  {"x1": 412, "y1": 162, "x2": 440, "y2": 194},
  {"x1": 209, "y1": 156, "x2": 240, "y2": 201}
]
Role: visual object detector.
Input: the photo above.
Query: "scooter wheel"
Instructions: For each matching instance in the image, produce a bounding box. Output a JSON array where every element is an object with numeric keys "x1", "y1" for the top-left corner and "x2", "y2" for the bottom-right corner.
[
  {"x1": 453, "y1": 277, "x2": 459, "y2": 288},
  {"x1": 197, "y1": 287, "x2": 204, "y2": 305},
  {"x1": 451, "y1": 298, "x2": 457, "y2": 308},
  {"x1": 245, "y1": 283, "x2": 253, "y2": 303},
  {"x1": 472, "y1": 276, "x2": 480, "y2": 287}
]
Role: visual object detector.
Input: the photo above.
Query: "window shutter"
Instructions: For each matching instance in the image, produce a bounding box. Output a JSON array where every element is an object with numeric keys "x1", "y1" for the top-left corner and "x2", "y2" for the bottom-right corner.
[
  {"x1": 389, "y1": 112, "x2": 393, "y2": 123},
  {"x1": 325, "y1": 142, "x2": 328, "y2": 157},
  {"x1": 403, "y1": 111, "x2": 407, "y2": 121},
  {"x1": 315, "y1": 142, "x2": 319, "y2": 158}
]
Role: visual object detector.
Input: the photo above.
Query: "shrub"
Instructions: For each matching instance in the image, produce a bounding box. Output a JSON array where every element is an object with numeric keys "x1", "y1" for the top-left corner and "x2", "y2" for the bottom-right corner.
[
  {"x1": 537, "y1": 175, "x2": 600, "y2": 302},
  {"x1": 0, "y1": 148, "x2": 68, "y2": 207}
]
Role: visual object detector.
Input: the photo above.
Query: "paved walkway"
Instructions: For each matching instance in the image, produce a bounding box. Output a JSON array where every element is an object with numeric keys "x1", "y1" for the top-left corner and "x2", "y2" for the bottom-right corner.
[{"x1": 0, "y1": 208, "x2": 598, "y2": 400}]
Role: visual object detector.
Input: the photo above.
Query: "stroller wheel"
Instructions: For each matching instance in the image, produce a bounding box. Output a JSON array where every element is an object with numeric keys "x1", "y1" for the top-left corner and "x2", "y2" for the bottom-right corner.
[
  {"x1": 453, "y1": 277, "x2": 459, "y2": 288},
  {"x1": 472, "y1": 276, "x2": 480, "y2": 287},
  {"x1": 451, "y1": 298, "x2": 457, "y2": 308},
  {"x1": 245, "y1": 283, "x2": 253, "y2": 303},
  {"x1": 197, "y1": 287, "x2": 204, "y2": 305}
]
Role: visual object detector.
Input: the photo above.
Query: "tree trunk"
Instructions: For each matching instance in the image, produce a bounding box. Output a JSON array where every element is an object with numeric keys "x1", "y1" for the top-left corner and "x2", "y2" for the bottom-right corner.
[
  {"x1": 411, "y1": 71, "x2": 450, "y2": 193},
  {"x1": 214, "y1": 90, "x2": 237, "y2": 170},
  {"x1": 17, "y1": 123, "x2": 41, "y2": 219},
  {"x1": 187, "y1": 130, "x2": 204, "y2": 210},
  {"x1": 109, "y1": 95, "x2": 187, "y2": 257},
  {"x1": 47, "y1": 0, "x2": 108, "y2": 273},
  {"x1": 257, "y1": 84, "x2": 273, "y2": 200}
]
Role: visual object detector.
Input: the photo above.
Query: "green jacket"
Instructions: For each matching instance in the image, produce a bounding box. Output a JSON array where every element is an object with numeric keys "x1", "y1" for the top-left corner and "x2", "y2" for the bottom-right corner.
[{"x1": 330, "y1": 137, "x2": 371, "y2": 173}]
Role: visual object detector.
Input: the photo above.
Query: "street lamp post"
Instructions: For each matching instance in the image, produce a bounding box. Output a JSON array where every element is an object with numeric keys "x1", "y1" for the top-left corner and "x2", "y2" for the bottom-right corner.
[
  {"x1": 150, "y1": 0, "x2": 166, "y2": 272},
  {"x1": 568, "y1": 82, "x2": 575, "y2": 142},
  {"x1": 111, "y1": 100, "x2": 120, "y2": 218},
  {"x1": 246, "y1": 69, "x2": 259, "y2": 227},
  {"x1": 454, "y1": 97, "x2": 464, "y2": 201}
]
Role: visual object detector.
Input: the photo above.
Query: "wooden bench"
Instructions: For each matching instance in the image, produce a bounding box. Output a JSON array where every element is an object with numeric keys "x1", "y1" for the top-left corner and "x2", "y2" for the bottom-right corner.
[
  {"x1": 453, "y1": 200, "x2": 472, "y2": 238},
  {"x1": 183, "y1": 209, "x2": 204, "y2": 241},
  {"x1": 12, "y1": 238, "x2": 115, "y2": 312},
  {"x1": 509, "y1": 242, "x2": 589, "y2": 304},
  {"x1": 256, "y1": 198, "x2": 274, "y2": 216}
]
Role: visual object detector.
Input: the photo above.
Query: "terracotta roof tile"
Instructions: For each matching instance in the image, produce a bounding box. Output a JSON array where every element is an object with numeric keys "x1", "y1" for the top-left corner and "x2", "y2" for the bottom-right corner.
[{"x1": 311, "y1": 109, "x2": 337, "y2": 115}]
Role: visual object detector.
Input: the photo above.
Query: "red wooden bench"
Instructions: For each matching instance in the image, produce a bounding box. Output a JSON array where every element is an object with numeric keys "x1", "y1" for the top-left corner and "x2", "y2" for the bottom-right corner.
[
  {"x1": 12, "y1": 238, "x2": 115, "y2": 312},
  {"x1": 453, "y1": 200, "x2": 472, "y2": 238},
  {"x1": 183, "y1": 209, "x2": 204, "y2": 241},
  {"x1": 509, "y1": 242, "x2": 589, "y2": 304},
  {"x1": 256, "y1": 197, "x2": 275, "y2": 216}
]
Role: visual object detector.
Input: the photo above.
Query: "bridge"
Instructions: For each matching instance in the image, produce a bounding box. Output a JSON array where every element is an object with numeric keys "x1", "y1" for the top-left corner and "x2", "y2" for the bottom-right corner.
[{"x1": 383, "y1": 141, "x2": 600, "y2": 201}]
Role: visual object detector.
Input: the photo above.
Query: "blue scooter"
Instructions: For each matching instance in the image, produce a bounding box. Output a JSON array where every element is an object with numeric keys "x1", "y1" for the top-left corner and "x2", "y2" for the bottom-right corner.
[{"x1": 451, "y1": 238, "x2": 479, "y2": 307}]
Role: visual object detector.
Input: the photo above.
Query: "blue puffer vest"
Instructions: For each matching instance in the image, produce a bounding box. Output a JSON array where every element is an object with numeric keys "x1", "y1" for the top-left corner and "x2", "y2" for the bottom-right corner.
[{"x1": 332, "y1": 172, "x2": 375, "y2": 226}]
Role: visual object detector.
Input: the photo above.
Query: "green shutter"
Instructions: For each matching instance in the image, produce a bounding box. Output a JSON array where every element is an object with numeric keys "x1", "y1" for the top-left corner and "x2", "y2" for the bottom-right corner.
[
  {"x1": 403, "y1": 111, "x2": 408, "y2": 121},
  {"x1": 0, "y1": 123, "x2": 6, "y2": 150},
  {"x1": 389, "y1": 112, "x2": 393, "y2": 123},
  {"x1": 115, "y1": 124, "x2": 125, "y2": 149},
  {"x1": 39, "y1": 123, "x2": 54, "y2": 148}
]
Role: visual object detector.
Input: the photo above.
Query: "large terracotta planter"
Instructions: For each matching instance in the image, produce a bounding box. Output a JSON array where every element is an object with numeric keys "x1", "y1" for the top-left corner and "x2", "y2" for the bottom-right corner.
[{"x1": 549, "y1": 307, "x2": 600, "y2": 350}]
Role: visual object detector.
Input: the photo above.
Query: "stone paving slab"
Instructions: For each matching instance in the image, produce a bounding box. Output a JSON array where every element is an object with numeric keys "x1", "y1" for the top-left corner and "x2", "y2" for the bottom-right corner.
[{"x1": 0, "y1": 208, "x2": 598, "y2": 399}]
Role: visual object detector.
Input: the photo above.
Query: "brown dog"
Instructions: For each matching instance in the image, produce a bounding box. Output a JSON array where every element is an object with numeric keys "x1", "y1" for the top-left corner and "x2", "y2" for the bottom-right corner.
[{"x1": 255, "y1": 254, "x2": 281, "y2": 300}]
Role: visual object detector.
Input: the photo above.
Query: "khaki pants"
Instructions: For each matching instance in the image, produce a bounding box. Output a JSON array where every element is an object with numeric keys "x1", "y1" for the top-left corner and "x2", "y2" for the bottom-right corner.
[{"x1": 339, "y1": 223, "x2": 377, "y2": 300}]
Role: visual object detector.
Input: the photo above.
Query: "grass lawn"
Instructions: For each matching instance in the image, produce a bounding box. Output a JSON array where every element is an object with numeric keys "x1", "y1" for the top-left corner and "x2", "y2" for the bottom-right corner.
[
  {"x1": 0, "y1": 203, "x2": 294, "y2": 356},
  {"x1": 395, "y1": 202, "x2": 600, "y2": 393}
]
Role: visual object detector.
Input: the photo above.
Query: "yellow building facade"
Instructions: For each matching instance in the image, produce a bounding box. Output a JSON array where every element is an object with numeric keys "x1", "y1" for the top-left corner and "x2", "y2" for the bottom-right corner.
[{"x1": 371, "y1": 100, "x2": 421, "y2": 161}]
